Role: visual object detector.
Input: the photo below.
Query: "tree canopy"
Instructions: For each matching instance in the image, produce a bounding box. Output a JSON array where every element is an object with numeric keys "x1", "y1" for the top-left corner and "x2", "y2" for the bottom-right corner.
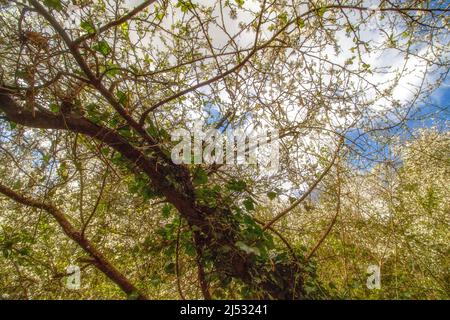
[{"x1": 0, "y1": 0, "x2": 448, "y2": 299}]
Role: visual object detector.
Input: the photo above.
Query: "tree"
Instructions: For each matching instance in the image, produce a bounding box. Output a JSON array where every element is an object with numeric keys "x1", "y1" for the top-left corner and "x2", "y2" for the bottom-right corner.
[{"x1": 296, "y1": 129, "x2": 449, "y2": 299}]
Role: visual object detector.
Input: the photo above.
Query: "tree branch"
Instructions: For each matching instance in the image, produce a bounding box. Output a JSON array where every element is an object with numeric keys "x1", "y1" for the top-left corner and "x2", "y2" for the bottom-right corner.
[
  {"x1": 262, "y1": 137, "x2": 344, "y2": 231},
  {"x1": 73, "y1": 0, "x2": 158, "y2": 46},
  {"x1": 305, "y1": 165, "x2": 341, "y2": 261},
  {"x1": 0, "y1": 182, "x2": 148, "y2": 299},
  {"x1": 28, "y1": 0, "x2": 164, "y2": 156},
  {"x1": 0, "y1": 90, "x2": 200, "y2": 222}
]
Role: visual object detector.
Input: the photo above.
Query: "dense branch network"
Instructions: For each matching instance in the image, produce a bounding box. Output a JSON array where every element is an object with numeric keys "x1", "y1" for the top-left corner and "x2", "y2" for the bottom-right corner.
[{"x1": 0, "y1": 0, "x2": 448, "y2": 299}]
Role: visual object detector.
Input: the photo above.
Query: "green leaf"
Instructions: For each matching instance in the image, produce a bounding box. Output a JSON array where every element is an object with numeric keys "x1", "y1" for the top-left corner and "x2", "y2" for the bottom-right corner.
[
  {"x1": 267, "y1": 191, "x2": 277, "y2": 200},
  {"x1": 144, "y1": 54, "x2": 153, "y2": 64},
  {"x1": 44, "y1": 0, "x2": 62, "y2": 11},
  {"x1": 278, "y1": 12, "x2": 288, "y2": 24},
  {"x1": 58, "y1": 162, "x2": 69, "y2": 181},
  {"x1": 159, "y1": 127, "x2": 171, "y2": 141},
  {"x1": 145, "y1": 121, "x2": 159, "y2": 138},
  {"x1": 118, "y1": 126, "x2": 133, "y2": 139},
  {"x1": 317, "y1": 7, "x2": 327, "y2": 17},
  {"x1": 49, "y1": 103, "x2": 60, "y2": 113},
  {"x1": 93, "y1": 40, "x2": 111, "y2": 56},
  {"x1": 236, "y1": 241, "x2": 260, "y2": 256},
  {"x1": 80, "y1": 21, "x2": 96, "y2": 35},
  {"x1": 8, "y1": 121, "x2": 17, "y2": 130},
  {"x1": 116, "y1": 90, "x2": 128, "y2": 105},
  {"x1": 164, "y1": 262, "x2": 176, "y2": 274},
  {"x1": 243, "y1": 197, "x2": 255, "y2": 211},
  {"x1": 235, "y1": 0, "x2": 245, "y2": 7},
  {"x1": 17, "y1": 247, "x2": 30, "y2": 256},
  {"x1": 185, "y1": 242, "x2": 196, "y2": 257},
  {"x1": 226, "y1": 179, "x2": 247, "y2": 192},
  {"x1": 162, "y1": 204, "x2": 172, "y2": 218},
  {"x1": 104, "y1": 63, "x2": 120, "y2": 77},
  {"x1": 121, "y1": 22, "x2": 129, "y2": 38},
  {"x1": 176, "y1": 0, "x2": 195, "y2": 13},
  {"x1": 195, "y1": 187, "x2": 218, "y2": 207},
  {"x1": 193, "y1": 168, "x2": 208, "y2": 186},
  {"x1": 127, "y1": 291, "x2": 140, "y2": 300},
  {"x1": 15, "y1": 70, "x2": 28, "y2": 80},
  {"x1": 155, "y1": 10, "x2": 165, "y2": 21},
  {"x1": 86, "y1": 103, "x2": 109, "y2": 124},
  {"x1": 42, "y1": 154, "x2": 51, "y2": 164}
]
